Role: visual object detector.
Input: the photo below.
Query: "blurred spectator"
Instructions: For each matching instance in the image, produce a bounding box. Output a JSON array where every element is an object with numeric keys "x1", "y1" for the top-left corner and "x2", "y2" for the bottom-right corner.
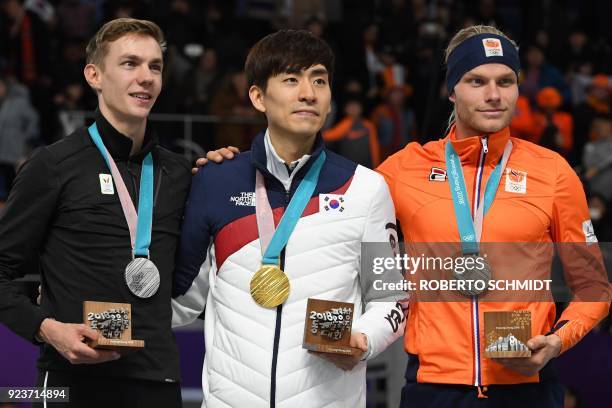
[
  {"x1": 569, "y1": 70, "x2": 596, "y2": 107},
  {"x1": 376, "y1": 0, "x2": 413, "y2": 56},
  {"x1": 574, "y1": 74, "x2": 610, "y2": 162},
  {"x1": 587, "y1": 193, "x2": 612, "y2": 243},
  {"x1": 323, "y1": 96, "x2": 380, "y2": 168},
  {"x1": 303, "y1": 17, "x2": 340, "y2": 76},
  {"x1": 175, "y1": 48, "x2": 220, "y2": 151},
  {"x1": 420, "y1": 82, "x2": 453, "y2": 143},
  {"x1": 520, "y1": 45, "x2": 571, "y2": 105},
  {"x1": 510, "y1": 94, "x2": 537, "y2": 141},
  {"x1": 0, "y1": 75, "x2": 39, "y2": 202},
  {"x1": 304, "y1": 16, "x2": 324, "y2": 38},
  {"x1": 533, "y1": 29, "x2": 550, "y2": 54},
  {"x1": 55, "y1": 0, "x2": 96, "y2": 41},
  {"x1": 325, "y1": 78, "x2": 365, "y2": 130},
  {"x1": 200, "y1": 2, "x2": 225, "y2": 49},
  {"x1": 0, "y1": 0, "x2": 608, "y2": 196},
  {"x1": 209, "y1": 70, "x2": 260, "y2": 151},
  {"x1": 475, "y1": 0, "x2": 497, "y2": 27},
  {"x1": 53, "y1": 40, "x2": 88, "y2": 92},
  {"x1": 583, "y1": 115, "x2": 612, "y2": 202},
  {"x1": 287, "y1": 1, "x2": 329, "y2": 28},
  {"x1": 348, "y1": 22, "x2": 383, "y2": 101},
  {"x1": 377, "y1": 45, "x2": 407, "y2": 98},
  {"x1": 0, "y1": 0, "x2": 52, "y2": 86},
  {"x1": 105, "y1": 0, "x2": 141, "y2": 19},
  {"x1": 371, "y1": 85, "x2": 416, "y2": 159},
  {"x1": 410, "y1": 20, "x2": 446, "y2": 139},
  {"x1": 561, "y1": 28, "x2": 594, "y2": 76},
  {"x1": 1, "y1": 0, "x2": 57, "y2": 143},
  {"x1": 24, "y1": 0, "x2": 55, "y2": 26},
  {"x1": 180, "y1": 48, "x2": 219, "y2": 113},
  {"x1": 54, "y1": 82, "x2": 86, "y2": 137},
  {"x1": 154, "y1": 44, "x2": 191, "y2": 114},
  {"x1": 163, "y1": 0, "x2": 205, "y2": 53},
  {"x1": 532, "y1": 87, "x2": 574, "y2": 157}
]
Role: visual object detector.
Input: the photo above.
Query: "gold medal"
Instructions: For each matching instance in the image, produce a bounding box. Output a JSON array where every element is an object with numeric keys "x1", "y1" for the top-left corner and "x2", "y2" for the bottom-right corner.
[{"x1": 250, "y1": 265, "x2": 290, "y2": 308}]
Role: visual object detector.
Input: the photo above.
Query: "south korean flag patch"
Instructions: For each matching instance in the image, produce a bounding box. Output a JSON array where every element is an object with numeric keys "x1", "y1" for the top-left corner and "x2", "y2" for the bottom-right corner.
[{"x1": 320, "y1": 194, "x2": 345, "y2": 213}]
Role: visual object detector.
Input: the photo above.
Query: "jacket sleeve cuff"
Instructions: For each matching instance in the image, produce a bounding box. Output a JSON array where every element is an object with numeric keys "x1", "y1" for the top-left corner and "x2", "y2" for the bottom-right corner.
[
  {"x1": 360, "y1": 333, "x2": 373, "y2": 361},
  {"x1": 29, "y1": 309, "x2": 53, "y2": 345}
]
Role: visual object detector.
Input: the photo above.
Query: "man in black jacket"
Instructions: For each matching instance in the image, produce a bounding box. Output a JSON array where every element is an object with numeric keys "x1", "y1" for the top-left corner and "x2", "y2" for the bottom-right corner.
[{"x1": 0, "y1": 18, "x2": 191, "y2": 407}]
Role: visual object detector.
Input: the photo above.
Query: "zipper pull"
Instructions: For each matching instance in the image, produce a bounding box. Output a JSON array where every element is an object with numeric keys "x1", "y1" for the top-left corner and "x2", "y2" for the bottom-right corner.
[{"x1": 481, "y1": 137, "x2": 489, "y2": 154}]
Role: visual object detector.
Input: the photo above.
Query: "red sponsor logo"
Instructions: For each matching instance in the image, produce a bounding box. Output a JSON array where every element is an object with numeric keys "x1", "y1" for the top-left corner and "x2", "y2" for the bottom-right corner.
[
  {"x1": 429, "y1": 167, "x2": 447, "y2": 182},
  {"x1": 509, "y1": 169, "x2": 525, "y2": 183}
]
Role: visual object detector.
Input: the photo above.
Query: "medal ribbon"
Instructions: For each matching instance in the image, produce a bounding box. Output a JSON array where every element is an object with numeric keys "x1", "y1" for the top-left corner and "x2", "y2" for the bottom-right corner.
[
  {"x1": 445, "y1": 139, "x2": 512, "y2": 254},
  {"x1": 255, "y1": 170, "x2": 274, "y2": 255},
  {"x1": 88, "y1": 123, "x2": 154, "y2": 258},
  {"x1": 255, "y1": 151, "x2": 326, "y2": 265}
]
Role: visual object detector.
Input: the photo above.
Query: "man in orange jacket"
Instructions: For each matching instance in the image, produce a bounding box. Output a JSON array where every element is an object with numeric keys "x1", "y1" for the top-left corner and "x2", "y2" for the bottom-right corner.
[{"x1": 378, "y1": 25, "x2": 610, "y2": 407}]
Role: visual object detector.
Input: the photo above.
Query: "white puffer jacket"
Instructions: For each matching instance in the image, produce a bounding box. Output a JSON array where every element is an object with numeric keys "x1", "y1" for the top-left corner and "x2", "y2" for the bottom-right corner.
[{"x1": 172, "y1": 134, "x2": 406, "y2": 408}]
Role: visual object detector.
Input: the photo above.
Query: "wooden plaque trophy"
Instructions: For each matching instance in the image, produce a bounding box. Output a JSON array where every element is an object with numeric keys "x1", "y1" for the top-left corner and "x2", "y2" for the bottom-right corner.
[
  {"x1": 83, "y1": 301, "x2": 145, "y2": 352},
  {"x1": 302, "y1": 298, "x2": 362, "y2": 357},
  {"x1": 484, "y1": 311, "x2": 532, "y2": 358}
]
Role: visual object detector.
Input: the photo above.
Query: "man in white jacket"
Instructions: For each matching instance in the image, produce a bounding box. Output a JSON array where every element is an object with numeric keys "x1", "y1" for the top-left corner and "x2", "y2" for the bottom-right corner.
[{"x1": 172, "y1": 29, "x2": 406, "y2": 407}]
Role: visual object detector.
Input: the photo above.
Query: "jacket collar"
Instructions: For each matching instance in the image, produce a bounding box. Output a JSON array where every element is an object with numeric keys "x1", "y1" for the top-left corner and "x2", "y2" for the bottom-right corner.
[
  {"x1": 251, "y1": 130, "x2": 326, "y2": 191},
  {"x1": 94, "y1": 109, "x2": 157, "y2": 162},
  {"x1": 445, "y1": 124, "x2": 511, "y2": 166}
]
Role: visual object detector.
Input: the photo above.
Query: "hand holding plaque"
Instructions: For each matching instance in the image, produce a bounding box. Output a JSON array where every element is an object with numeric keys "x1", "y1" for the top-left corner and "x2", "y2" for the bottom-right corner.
[
  {"x1": 302, "y1": 299, "x2": 363, "y2": 357},
  {"x1": 83, "y1": 301, "x2": 144, "y2": 353}
]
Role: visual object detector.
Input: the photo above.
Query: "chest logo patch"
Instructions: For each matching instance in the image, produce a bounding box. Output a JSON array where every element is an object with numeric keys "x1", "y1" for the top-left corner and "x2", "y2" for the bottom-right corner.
[
  {"x1": 99, "y1": 174, "x2": 114, "y2": 195},
  {"x1": 429, "y1": 167, "x2": 447, "y2": 182},
  {"x1": 504, "y1": 168, "x2": 527, "y2": 194},
  {"x1": 230, "y1": 192, "x2": 255, "y2": 206},
  {"x1": 582, "y1": 220, "x2": 598, "y2": 244},
  {"x1": 482, "y1": 38, "x2": 503, "y2": 57}
]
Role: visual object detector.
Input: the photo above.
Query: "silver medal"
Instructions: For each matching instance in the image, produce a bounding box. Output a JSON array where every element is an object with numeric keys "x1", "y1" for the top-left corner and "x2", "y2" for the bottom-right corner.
[
  {"x1": 125, "y1": 258, "x2": 160, "y2": 298},
  {"x1": 453, "y1": 254, "x2": 492, "y2": 297}
]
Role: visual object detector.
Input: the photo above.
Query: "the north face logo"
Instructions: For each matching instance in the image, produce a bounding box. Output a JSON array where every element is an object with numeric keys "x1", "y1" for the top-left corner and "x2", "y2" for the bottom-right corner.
[{"x1": 230, "y1": 192, "x2": 255, "y2": 206}]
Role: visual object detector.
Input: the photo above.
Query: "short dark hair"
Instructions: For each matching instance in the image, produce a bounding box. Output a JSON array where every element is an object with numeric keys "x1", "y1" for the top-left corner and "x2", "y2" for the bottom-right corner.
[
  {"x1": 86, "y1": 18, "x2": 166, "y2": 66},
  {"x1": 244, "y1": 29, "x2": 334, "y2": 91}
]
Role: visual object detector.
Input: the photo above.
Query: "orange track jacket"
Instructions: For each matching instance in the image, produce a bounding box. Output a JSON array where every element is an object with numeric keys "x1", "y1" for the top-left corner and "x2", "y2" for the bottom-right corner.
[{"x1": 377, "y1": 125, "x2": 610, "y2": 386}]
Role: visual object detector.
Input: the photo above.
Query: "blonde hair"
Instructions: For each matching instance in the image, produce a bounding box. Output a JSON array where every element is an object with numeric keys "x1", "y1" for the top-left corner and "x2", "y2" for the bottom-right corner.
[
  {"x1": 444, "y1": 25, "x2": 518, "y2": 132},
  {"x1": 86, "y1": 18, "x2": 166, "y2": 66}
]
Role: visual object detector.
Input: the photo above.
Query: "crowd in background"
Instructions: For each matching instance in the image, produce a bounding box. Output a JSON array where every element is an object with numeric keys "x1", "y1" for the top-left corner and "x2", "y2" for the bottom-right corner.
[
  {"x1": 0, "y1": 0, "x2": 611, "y2": 241},
  {"x1": 0, "y1": 2, "x2": 610, "y2": 407}
]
